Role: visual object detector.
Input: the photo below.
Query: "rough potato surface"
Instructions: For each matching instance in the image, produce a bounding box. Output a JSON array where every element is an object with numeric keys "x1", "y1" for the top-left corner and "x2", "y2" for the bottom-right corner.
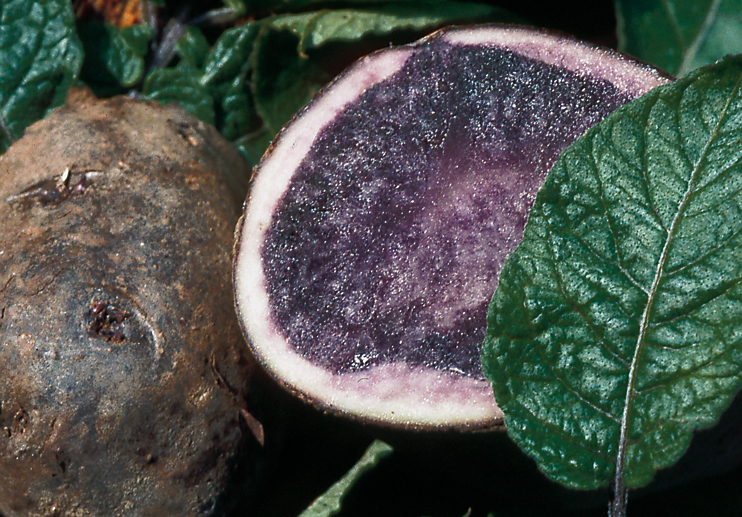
[{"x1": 0, "y1": 92, "x2": 255, "y2": 516}]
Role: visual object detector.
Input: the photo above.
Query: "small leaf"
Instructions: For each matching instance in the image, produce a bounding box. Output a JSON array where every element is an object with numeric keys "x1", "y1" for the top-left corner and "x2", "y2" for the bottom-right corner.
[
  {"x1": 143, "y1": 67, "x2": 215, "y2": 125},
  {"x1": 175, "y1": 26, "x2": 210, "y2": 69},
  {"x1": 119, "y1": 23, "x2": 153, "y2": 57},
  {"x1": 251, "y1": 25, "x2": 331, "y2": 134},
  {"x1": 298, "y1": 440, "x2": 393, "y2": 517},
  {"x1": 484, "y1": 56, "x2": 742, "y2": 508},
  {"x1": 616, "y1": 0, "x2": 742, "y2": 76},
  {"x1": 0, "y1": 0, "x2": 83, "y2": 151},
  {"x1": 215, "y1": 74, "x2": 258, "y2": 141},
  {"x1": 264, "y1": 12, "x2": 316, "y2": 40},
  {"x1": 201, "y1": 22, "x2": 260, "y2": 86},
  {"x1": 78, "y1": 21, "x2": 153, "y2": 90}
]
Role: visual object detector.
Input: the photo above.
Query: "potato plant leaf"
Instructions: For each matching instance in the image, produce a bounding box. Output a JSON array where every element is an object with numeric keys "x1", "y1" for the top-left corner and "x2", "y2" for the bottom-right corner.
[
  {"x1": 483, "y1": 56, "x2": 742, "y2": 514},
  {"x1": 201, "y1": 22, "x2": 260, "y2": 86},
  {"x1": 298, "y1": 440, "x2": 393, "y2": 517},
  {"x1": 292, "y1": 3, "x2": 516, "y2": 54},
  {"x1": 0, "y1": 0, "x2": 83, "y2": 152},
  {"x1": 251, "y1": 24, "x2": 331, "y2": 135},
  {"x1": 143, "y1": 67, "x2": 215, "y2": 125},
  {"x1": 78, "y1": 21, "x2": 153, "y2": 91},
  {"x1": 216, "y1": 74, "x2": 258, "y2": 141},
  {"x1": 174, "y1": 26, "x2": 211, "y2": 69},
  {"x1": 616, "y1": 0, "x2": 742, "y2": 77}
]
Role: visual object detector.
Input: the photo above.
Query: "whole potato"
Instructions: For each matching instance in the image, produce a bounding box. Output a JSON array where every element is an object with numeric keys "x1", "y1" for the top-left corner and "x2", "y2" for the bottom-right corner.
[{"x1": 0, "y1": 91, "x2": 257, "y2": 516}]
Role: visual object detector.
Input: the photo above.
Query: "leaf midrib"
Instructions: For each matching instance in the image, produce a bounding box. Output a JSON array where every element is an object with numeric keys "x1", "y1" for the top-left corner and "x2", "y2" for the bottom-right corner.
[{"x1": 613, "y1": 71, "x2": 742, "y2": 499}]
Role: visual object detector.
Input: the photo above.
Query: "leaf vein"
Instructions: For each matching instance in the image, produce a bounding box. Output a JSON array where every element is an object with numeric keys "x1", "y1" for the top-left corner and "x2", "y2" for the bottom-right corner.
[
  {"x1": 531, "y1": 340, "x2": 622, "y2": 424},
  {"x1": 614, "y1": 70, "x2": 742, "y2": 501},
  {"x1": 545, "y1": 240, "x2": 632, "y2": 369},
  {"x1": 512, "y1": 397, "x2": 615, "y2": 463}
]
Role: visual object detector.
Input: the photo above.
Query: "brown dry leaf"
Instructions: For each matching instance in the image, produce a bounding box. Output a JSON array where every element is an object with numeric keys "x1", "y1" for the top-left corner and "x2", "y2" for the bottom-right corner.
[{"x1": 74, "y1": 0, "x2": 142, "y2": 27}]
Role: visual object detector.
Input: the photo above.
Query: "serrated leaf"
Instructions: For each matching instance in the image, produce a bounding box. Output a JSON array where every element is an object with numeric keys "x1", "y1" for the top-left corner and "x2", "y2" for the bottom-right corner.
[
  {"x1": 483, "y1": 56, "x2": 742, "y2": 510},
  {"x1": 143, "y1": 67, "x2": 215, "y2": 125},
  {"x1": 78, "y1": 21, "x2": 153, "y2": 90},
  {"x1": 298, "y1": 440, "x2": 393, "y2": 517},
  {"x1": 616, "y1": 0, "x2": 742, "y2": 77},
  {"x1": 0, "y1": 0, "x2": 83, "y2": 152}
]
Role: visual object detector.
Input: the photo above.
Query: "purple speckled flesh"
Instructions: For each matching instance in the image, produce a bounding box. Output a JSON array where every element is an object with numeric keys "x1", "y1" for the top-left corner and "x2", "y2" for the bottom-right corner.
[{"x1": 261, "y1": 39, "x2": 639, "y2": 379}]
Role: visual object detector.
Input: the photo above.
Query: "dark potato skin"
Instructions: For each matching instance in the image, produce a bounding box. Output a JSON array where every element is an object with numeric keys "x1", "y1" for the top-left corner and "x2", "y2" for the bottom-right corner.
[{"x1": 0, "y1": 91, "x2": 256, "y2": 516}]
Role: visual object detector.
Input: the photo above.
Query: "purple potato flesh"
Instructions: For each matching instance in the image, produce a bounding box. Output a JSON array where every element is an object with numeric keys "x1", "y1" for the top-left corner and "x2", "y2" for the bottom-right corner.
[{"x1": 234, "y1": 25, "x2": 671, "y2": 429}]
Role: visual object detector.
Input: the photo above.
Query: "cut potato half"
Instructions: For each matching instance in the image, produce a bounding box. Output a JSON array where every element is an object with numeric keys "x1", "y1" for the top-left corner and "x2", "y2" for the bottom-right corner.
[{"x1": 234, "y1": 24, "x2": 671, "y2": 429}]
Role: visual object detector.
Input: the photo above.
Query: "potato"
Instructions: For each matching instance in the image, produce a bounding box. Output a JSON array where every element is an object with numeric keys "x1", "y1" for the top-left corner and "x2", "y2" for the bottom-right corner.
[{"x1": 0, "y1": 91, "x2": 257, "y2": 516}]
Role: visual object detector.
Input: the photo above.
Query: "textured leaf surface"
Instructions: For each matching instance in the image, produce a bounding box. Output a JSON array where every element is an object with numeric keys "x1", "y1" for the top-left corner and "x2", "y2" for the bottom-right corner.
[
  {"x1": 298, "y1": 440, "x2": 392, "y2": 517},
  {"x1": 200, "y1": 22, "x2": 260, "y2": 86},
  {"x1": 616, "y1": 0, "x2": 742, "y2": 77},
  {"x1": 0, "y1": 0, "x2": 83, "y2": 152},
  {"x1": 251, "y1": 24, "x2": 331, "y2": 135},
  {"x1": 143, "y1": 67, "x2": 215, "y2": 125},
  {"x1": 269, "y1": 3, "x2": 510, "y2": 55},
  {"x1": 483, "y1": 56, "x2": 742, "y2": 491},
  {"x1": 174, "y1": 26, "x2": 210, "y2": 69},
  {"x1": 79, "y1": 21, "x2": 152, "y2": 90}
]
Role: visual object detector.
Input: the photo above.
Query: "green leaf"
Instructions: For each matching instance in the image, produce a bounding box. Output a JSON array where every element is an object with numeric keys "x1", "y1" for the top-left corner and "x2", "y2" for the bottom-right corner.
[
  {"x1": 298, "y1": 440, "x2": 393, "y2": 517},
  {"x1": 120, "y1": 24, "x2": 153, "y2": 58},
  {"x1": 222, "y1": 0, "x2": 247, "y2": 17},
  {"x1": 0, "y1": 0, "x2": 83, "y2": 151},
  {"x1": 293, "y1": 3, "x2": 513, "y2": 54},
  {"x1": 234, "y1": 126, "x2": 273, "y2": 168},
  {"x1": 78, "y1": 21, "x2": 153, "y2": 90},
  {"x1": 144, "y1": 67, "x2": 215, "y2": 125},
  {"x1": 483, "y1": 56, "x2": 742, "y2": 505},
  {"x1": 249, "y1": 0, "x2": 436, "y2": 14},
  {"x1": 251, "y1": 25, "x2": 331, "y2": 134},
  {"x1": 201, "y1": 22, "x2": 260, "y2": 86},
  {"x1": 616, "y1": 0, "x2": 742, "y2": 77},
  {"x1": 216, "y1": 73, "x2": 258, "y2": 141},
  {"x1": 175, "y1": 26, "x2": 210, "y2": 69}
]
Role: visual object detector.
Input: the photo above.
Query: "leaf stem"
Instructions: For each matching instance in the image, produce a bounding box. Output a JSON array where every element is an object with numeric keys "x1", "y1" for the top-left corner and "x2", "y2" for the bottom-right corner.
[{"x1": 610, "y1": 478, "x2": 628, "y2": 517}]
